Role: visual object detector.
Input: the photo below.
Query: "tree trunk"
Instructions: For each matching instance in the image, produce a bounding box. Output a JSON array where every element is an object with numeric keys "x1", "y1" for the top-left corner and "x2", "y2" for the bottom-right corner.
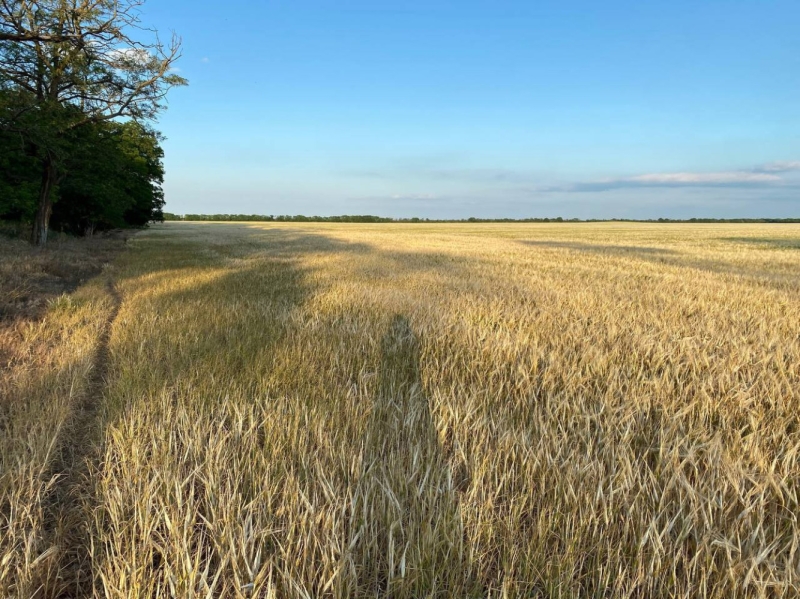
[{"x1": 30, "y1": 157, "x2": 57, "y2": 246}]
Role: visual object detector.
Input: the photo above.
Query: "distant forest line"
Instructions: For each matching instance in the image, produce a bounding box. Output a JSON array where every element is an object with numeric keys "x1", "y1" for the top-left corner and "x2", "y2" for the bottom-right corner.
[{"x1": 164, "y1": 213, "x2": 800, "y2": 224}]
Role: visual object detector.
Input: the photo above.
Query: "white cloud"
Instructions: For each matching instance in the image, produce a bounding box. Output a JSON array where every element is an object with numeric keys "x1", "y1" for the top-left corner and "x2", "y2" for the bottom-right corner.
[
  {"x1": 628, "y1": 172, "x2": 781, "y2": 184},
  {"x1": 390, "y1": 193, "x2": 440, "y2": 201},
  {"x1": 550, "y1": 160, "x2": 800, "y2": 192},
  {"x1": 756, "y1": 161, "x2": 800, "y2": 173},
  {"x1": 109, "y1": 47, "x2": 151, "y2": 66}
]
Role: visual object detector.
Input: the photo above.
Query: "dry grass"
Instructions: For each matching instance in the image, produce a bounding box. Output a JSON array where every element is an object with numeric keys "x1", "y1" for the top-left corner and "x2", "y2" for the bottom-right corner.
[
  {"x1": 0, "y1": 228, "x2": 125, "y2": 322},
  {"x1": 0, "y1": 230, "x2": 125, "y2": 597},
  {"x1": 3, "y1": 221, "x2": 800, "y2": 597}
]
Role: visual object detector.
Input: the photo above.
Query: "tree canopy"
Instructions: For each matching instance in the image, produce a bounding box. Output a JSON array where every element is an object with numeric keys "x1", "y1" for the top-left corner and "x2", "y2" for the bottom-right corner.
[
  {"x1": 0, "y1": 0, "x2": 184, "y2": 243},
  {"x1": 0, "y1": 116, "x2": 165, "y2": 234}
]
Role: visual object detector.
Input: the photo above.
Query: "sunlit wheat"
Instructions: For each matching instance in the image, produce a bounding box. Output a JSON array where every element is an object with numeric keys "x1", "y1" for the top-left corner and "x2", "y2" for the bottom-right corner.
[{"x1": 3, "y1": 222, "x2": 799, "y2": 597}]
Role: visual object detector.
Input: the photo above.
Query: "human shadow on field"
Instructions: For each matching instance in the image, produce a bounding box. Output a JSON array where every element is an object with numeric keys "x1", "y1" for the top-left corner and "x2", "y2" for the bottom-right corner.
[
  {"x1": 350, "y1": 315, "x2": 479, "y2": 597},
  {"x1": 111, "y1": 222, "x2": 494, "y2": 415},
  {"x1": 82, "y1": 224, "x2": 487, "y2": 596}
]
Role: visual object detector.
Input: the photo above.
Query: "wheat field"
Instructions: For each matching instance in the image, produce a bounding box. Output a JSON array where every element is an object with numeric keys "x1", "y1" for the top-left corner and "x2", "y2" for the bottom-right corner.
[{"x1": 2, "y1": 222, "x2": 799, "y2": 598}]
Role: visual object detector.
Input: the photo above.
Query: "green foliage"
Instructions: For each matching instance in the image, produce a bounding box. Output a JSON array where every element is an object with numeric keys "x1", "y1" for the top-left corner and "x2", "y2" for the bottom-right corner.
[
  {"x1": 51, "y1": 121, "x2": 165, "y2": 234},
  {"x1": 0, "y1": 128, "x2": 38, "y2": 220},
  {"x1": 0, "y1": 0, "x2": 184, "y2": 243},
  {"x1": 0, "y1": 101, "x2": 166, "y2": 233}
]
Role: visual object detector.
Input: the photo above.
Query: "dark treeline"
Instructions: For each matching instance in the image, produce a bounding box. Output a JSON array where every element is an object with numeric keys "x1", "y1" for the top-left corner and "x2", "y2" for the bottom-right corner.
[
  {"x1": 168, "y1": 214, "x2": 399, "y2": 223},
  {"x1": 164, "y1": 213, "x2": 800, "y2": 224},
  {"x1": 165, "y1": 214, "x2": 576, "y2": 223},
  {"x1": 1, "y1": 118, "x2": 167, "y2": 236}
]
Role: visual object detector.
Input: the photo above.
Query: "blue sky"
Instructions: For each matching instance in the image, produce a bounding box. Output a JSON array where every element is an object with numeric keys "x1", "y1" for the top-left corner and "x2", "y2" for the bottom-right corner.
[{"x1": 145, "y1": 1, "x2": 799, "y2": 218}]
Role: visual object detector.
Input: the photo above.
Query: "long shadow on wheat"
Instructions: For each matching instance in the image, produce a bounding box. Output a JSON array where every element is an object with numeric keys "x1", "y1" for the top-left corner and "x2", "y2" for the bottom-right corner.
[
  {"x1": 519, "y1": 238, "x2": 800, "y2": 290},
  {"x1": 350, "y1": 315, "x2": 478, "y2": 597}
]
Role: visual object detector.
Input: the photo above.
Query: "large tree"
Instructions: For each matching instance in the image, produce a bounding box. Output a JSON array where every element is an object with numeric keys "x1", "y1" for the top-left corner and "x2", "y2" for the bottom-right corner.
[
  {"x1": 0, "y1": 113, "x2": 167, "y2": 232},
  {"x1": 0, "y1": 0, "x2": 185, "y2": 244},
  {"x1": 49, "y1": 120, "x2": 166, "y2": 234}
]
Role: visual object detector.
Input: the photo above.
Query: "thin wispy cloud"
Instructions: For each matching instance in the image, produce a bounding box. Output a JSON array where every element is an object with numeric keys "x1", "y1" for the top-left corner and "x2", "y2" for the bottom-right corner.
[
  {"x1": 343, "y1": 160, "x2": 800, "y2": 196},
  {"x1": 344, "y1": 167, "x2": 524, "y2": 184},
  {"x1": 547, "y1": 161, "x2": 800, "y2": 193},
  {"x1": 755, "y1": 161, "x2": 800, "y2": 173},
  {"x1": 109, "y1": 47, "x2": 152, "y2": 67},
  {"x1": 348, "y1": 192, "x2": 453, "y2": 206},
  {"x1": 390, "y1": 193, "x2": 440, "y2": 200},
  {"x1": 628, "y1": 172, "x2": 780, "y2": 184}
]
